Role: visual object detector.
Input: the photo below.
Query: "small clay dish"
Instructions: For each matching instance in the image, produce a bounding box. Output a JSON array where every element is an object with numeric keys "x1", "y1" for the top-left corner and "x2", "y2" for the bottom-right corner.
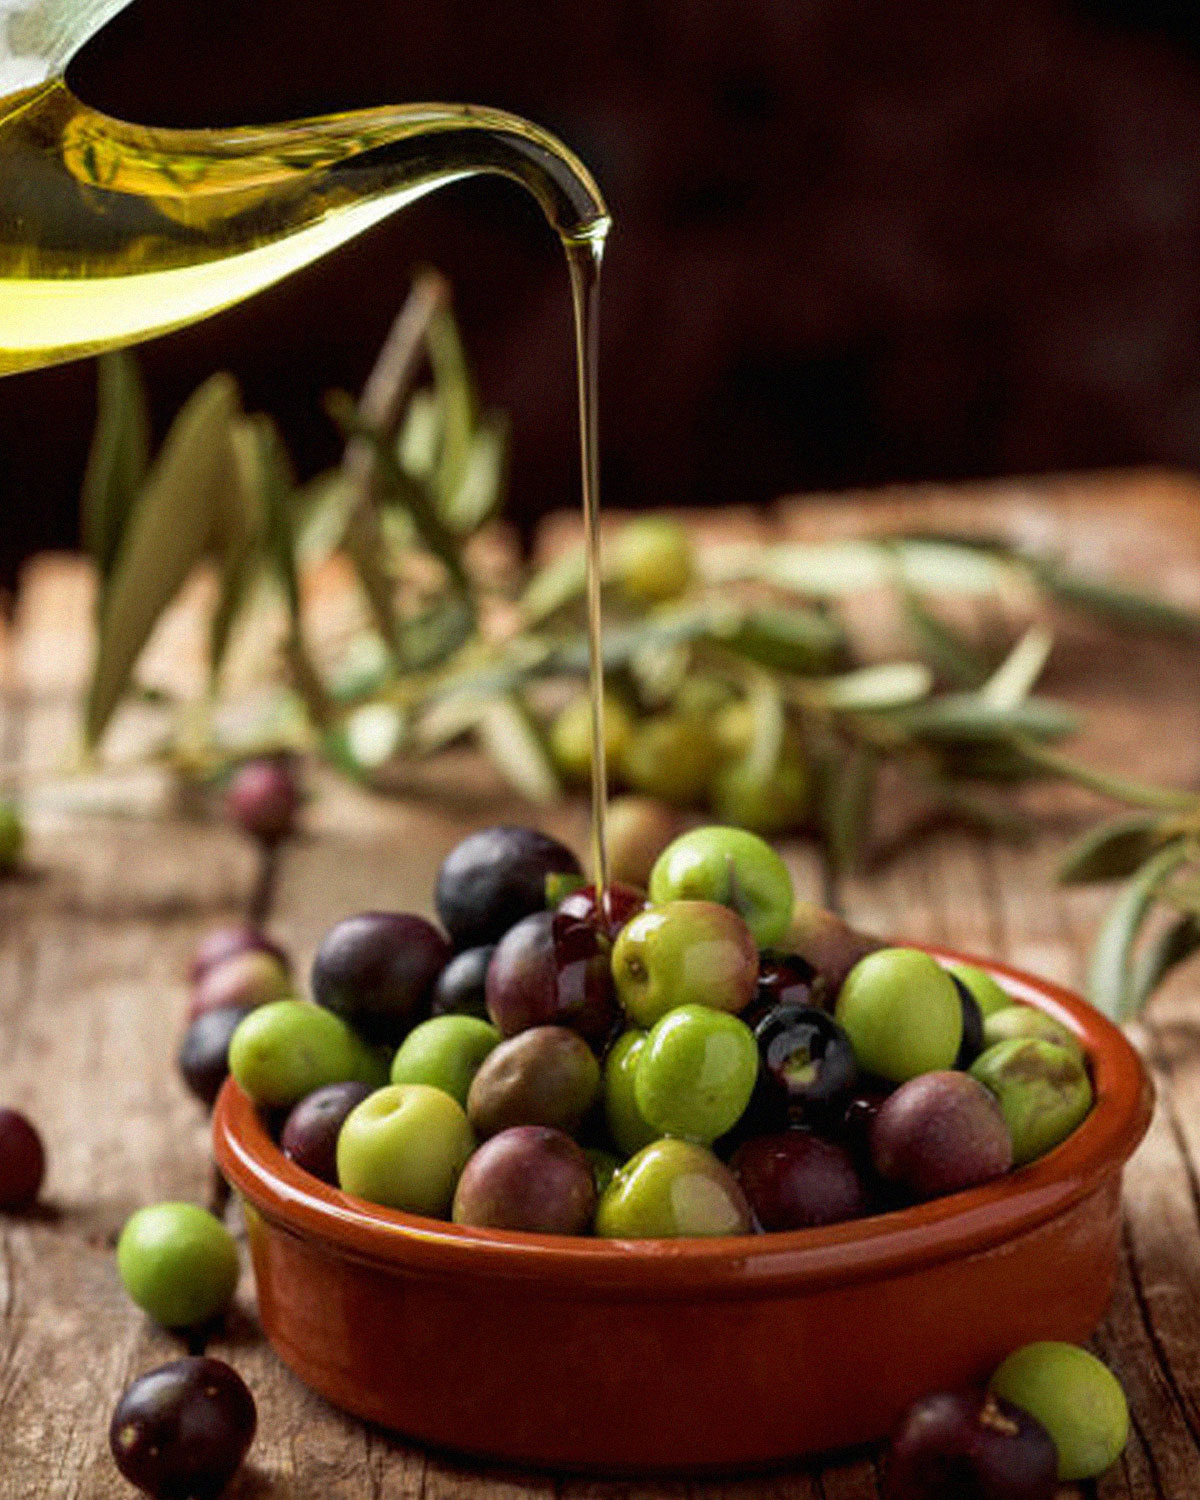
[{"x1": 214, "y1": 949, "x2": 1151, "y2": 1472}]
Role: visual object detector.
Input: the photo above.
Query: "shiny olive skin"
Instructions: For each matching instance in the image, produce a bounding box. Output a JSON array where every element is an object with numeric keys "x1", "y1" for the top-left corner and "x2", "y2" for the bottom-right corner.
[
  {"x1": 280, "y1": 1081, "x2": 373, "y2": 1186},
  {"x1": 595, "y1": 1139, "x2": 752, "y2": 1238},
  {"x1": 753, "y1": 1003, "x2": 858, "y2": 1117},
  {"x1": 649, "y1": 826, "x2": 794, "y2": 948},
  {"x1": 0, "y1": 1106, "x2": 45, "y2": 1210},
  {"x1": 188, "y1": 949, "x2": 292, "y2": 1022},
  {"x1": 635, "y1": 1005, "x2": 759, "y2": 1144},
  {"x1": 485, "y1": 908, "x2": 618, "y2": 1046},
  {"x1": 228, "y1": 1000, "x2": 385, "y2": 1108},
  {"x1": 871, "y1": 1071, "x2": 1013, "y2": 1201},
  {"x1": 225, "y1": 755, "x2": 300, "y2": 843},
  {"x1": 109, "y1": 1357, "x2": 256, "y2": 1500},
  {"x1": 789, "y1": 901, "x2": 883, "y2": 999},
  {"x1": 982, "y1": 1004, "x2": 1082, "y2": 1055},
  {"x1": 177, "y1": 1006, "x2": 253, "y2": 1108},
  {"x1": 944, "y1": 961, "x2": 1012, "y2": 1019},
  {"x1": 311, "y1": 911, "x2": 450, "y2": 1045},
  {"x1": 836, "y1": 949, "x2": 963, "y2": 1083},
  {"x1": 117, "y1": 1203, "x2": 239, "y2": 1330},
  {"x1": 435, "y1": 825, "x2": 581, "y2": 950},
  {"x1": 990, "y1": 1342, "x2": 1129, "y2": 1482},
  {"x1": 612, "y1": 900, "x2": 759, "y2": 1028},
  {"x1": 748, "y1": 950, "x2": 823, "y2": 1025},
  {"x1": 884, "y1": 1388, "x2": 1058, "y2": 1500},
  {"x1": 467, "y1": 1025, "x2": 600, "y2": 1137},
  {"x1": 603, "y1": 796, "x2": 681, "y2": 889},
  {"x1": 732, "y1": 1131, "x2": 868, "y2": 1230},
  {"x1": 188, "y1": 924, "x2": 290, "y2": 984},
  {"x1": 970, "y1": 1039, "x2": 1093, "y2": 1166},
  {"x1": 556, "y1": 881, "x2": 648, "y2": 942},
  {"x1": 602, "y1": 1030, "x2": 659, "y2": 1157},
  {"x1": 452, "y1": 1126, "x2": 597, "y2": 1234},
  {"x1": 431, "y1": 945, "x2": 495, "y2": 1020}
]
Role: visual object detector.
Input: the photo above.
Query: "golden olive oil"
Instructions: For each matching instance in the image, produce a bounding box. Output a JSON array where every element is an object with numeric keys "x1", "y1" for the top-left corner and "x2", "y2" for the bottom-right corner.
[{"x1": 0, "y1": 55, "x2": 613, "y2": 886}]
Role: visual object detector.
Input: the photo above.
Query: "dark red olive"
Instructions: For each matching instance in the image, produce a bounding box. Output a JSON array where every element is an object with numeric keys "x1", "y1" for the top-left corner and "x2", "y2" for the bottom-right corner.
[
  {"x1": 750, "y1": 950, "x2": 822, "y2": 1023},
  {"x1": 731, "y1": 1130, "x2": 868, "y2": 1230},
  {"x1": 0, "y1": 1106, "x2": 45, "y2": 1211},
  {"x1": 187, "y1": 924, "x2": 290, "y2": 984},
  {"x1": 225, "y1": 756, "x2": 301, "y2": 843},
  {"x1": 555, "y1": 882, "x2": 647, "y2": 941},
  {"x1": 485, "y1": 909, "x2": 618, "y2": 1046},
  {"x1": 885, "y1": 1388, "x2": 1058, "y2": 1499},
  {"x1": 109, "y1": 1357, "x2": 256, "y2": 1500},
  {"x1": 281, "y1": 1081, "x2": 373, "y2": 1185},
  {"x1": 311, "y1": 911, "x2": 450, "y2": 1045}
]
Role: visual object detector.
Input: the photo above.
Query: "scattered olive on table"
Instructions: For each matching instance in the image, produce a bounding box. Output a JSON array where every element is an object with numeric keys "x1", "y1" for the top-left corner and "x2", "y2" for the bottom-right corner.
[
  {"x1": 0, "y1": 1104, "x2": 45, "y2": 1210},
  {"x1": 117, "y1": 1202, "x2": 239, "y2": 1329},
  {"x1": 110, "y1": 1356, "x2": 255, "y2": 1500},
  {"x1": 224, "y1": 754, "x2": 301, "y2": 844}
]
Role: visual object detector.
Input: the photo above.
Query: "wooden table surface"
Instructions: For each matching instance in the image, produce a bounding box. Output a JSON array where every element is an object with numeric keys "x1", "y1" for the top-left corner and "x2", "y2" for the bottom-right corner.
[{"x1": 3, "y1": 471, "x2": 1200, "y2": 1498}]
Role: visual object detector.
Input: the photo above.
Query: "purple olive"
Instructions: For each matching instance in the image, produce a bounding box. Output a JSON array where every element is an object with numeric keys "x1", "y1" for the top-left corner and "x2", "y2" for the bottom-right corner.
[
  {"x1": 885, "y1": 1388, "x2": 1058, "y2": 1499},
  {"x1": 281, "y1": 1081, "x2": 374, "y2": 1185},
  {"x1": 485, "y1": 909, "x2": 618, "y2": 1046},
  {"x1": 312, "y1": 911, "x2": 450, "y2": 1045},
  {"x1": 452, "y1": 1126, "x2": 597, "y2": 1233},
  {"x1": 431, "y1": 945, "x2": 495, "y2": 1019},
  {"x1": 435, "y1": 825, "x2": 581, "y2": 949},
  {"x1": 753, "y1": 1003, "x2": 857, "y2": 1116},
  {"x1": 731, "y1": 1130, "x2": 868, "y2": 1230},
  {"x1": 187, "y1": 924, "x2": 290, "y2": 983},
  {"x1": 871, "y1": 1071, "x2": 1012, "y2": 1200},
  {"x1": 177, "y1": 1006, "x2": 253, "y2": 1109},
  {"x1": 225, "y1": 756, "x2": 301, "y2": 843},
  {"x1": 109, "y1": 1357, "x2": 256, "y2": 1499}
]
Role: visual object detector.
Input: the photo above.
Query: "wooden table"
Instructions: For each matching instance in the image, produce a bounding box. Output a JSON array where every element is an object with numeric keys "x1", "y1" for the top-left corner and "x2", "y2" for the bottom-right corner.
[{"x1": 3, "y1": 471, "x2": 1200, "y2": 1498}]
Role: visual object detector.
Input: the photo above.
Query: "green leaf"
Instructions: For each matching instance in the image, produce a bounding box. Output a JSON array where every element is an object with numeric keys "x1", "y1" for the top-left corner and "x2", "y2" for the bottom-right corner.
[
  {"x1": 809, "y1": 662, "x2": 934, "y2": 712},
  {"x1": 439, "y1": 412, "x2": 509, "y2": 535},
  {"x1": 900, "y1": 592, "x2": 988, "y2": 687},
  {"x1": 1032, "y1": 560, "x2": 1200, "y2": 637},
  {"x1": 1086, "y1": 840, "x2": 1189, "y2": 1019},
  {"x1": 716, "y1": 604, "x2": 847, "y2": 675},
  {"x1": 476, "y1": 695, "x2": 561, "y2": 804},
  {"x1": 1058, "y1": 814, "x2": 1167, "y2": 885},
  {"x1": 980, "y1": 625, "x2": 1054, "y2": 709},
  {"x1": 81, "y1": 350, "x2": 151, "y2": 596},
  {"x1": 1127, "y1": 912, "x2": 1200, "y2": 1014},
  {"x1": 824, "y1": 745, "x2": 877, "y2": 875},
  {"x1": 520, "y1": 546, "x2": 588, "y2": 624},
  {"x1": 85, "y1": 373, "x2": 239, "y2": 746},
  {"x1": 425, "y1": 301, "x2": 477, "y2": 516},
  {"x1": 211, "y1": 417, "x2": 271, "y2": 680},
  {"x1": 891, "y1": 694, "x2": 1077, "y2": 744}
]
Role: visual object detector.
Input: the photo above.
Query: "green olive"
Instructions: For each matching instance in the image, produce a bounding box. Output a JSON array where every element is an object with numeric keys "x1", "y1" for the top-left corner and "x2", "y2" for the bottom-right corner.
[
  {"x1": 389, "y1": 1014, "x2": 501, "y2": 1106},
  {"x1": 709, "y1": 745, "x2": 810, "y2": 835},
  {"x1": 990, "y1": 1342, "x2": 1128, "y2": 1481},
  {"x1": 835, "y1": 948, "x2": 963, "y2": 1083},
  {"x1": 969, "y1": 1038, "x2": 1093, "y2": 1165},
  {"x1": 982, "y1": 1004, "x2": 1082, "y2": 1055},
  {"x1": 614, "y1": 516, "x2": 694, "y2": 603},
  {"x1": 621, "y1": 714, "x2": 720, "y2": 806},
  {"x1": 634, "y1": 1004, "x2": 758, "y2": 1144},
  {"x1": 602, "y1": 1030, "x2": 659, "y2": 1157},
  {"x1": 595, "y1": 1139, "x2": 752, "y2": 1238},
  {"x1": 228, "y1": 999, "x2": 386, "y2": 1108},
  {"x1": 336, "y1": 1084, "x2": 474, "y2": 1217},
  {"x1": 943, "y1": 961, "x2": 1012, "y2": 1018},
  {"x1": 549, "y1": 693, "x2": 633, "y2": 785},
  {"x1": 649, "y1": 825, "x2": 795, "y2": 948},
  {"x1": 117, "y1": 1203, "x2": 239, "y2": 1329}
]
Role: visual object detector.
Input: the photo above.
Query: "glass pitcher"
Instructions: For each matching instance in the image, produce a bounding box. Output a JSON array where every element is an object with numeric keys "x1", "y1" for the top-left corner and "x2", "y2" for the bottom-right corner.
[{"x1": 0, "y1": 0, "x2": 609, "y2": 375}]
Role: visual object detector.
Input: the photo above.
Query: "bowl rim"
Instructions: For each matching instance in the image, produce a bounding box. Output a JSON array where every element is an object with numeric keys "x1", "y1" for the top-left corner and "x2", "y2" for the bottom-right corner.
[{"x1": 213, "y1": 946, "x2": 1153, "y2": 1296}]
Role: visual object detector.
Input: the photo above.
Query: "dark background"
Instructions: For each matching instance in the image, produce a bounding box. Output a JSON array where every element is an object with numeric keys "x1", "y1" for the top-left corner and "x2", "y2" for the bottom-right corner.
[{"x1": 4, "y1": 0, "x2": 1200, "y2": 587}]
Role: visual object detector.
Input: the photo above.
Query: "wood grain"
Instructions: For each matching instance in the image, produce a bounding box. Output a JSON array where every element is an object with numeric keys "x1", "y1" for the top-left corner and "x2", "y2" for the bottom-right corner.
[{"x1": 3, "y1": 470, "x2": 1200, "y2": 1497}]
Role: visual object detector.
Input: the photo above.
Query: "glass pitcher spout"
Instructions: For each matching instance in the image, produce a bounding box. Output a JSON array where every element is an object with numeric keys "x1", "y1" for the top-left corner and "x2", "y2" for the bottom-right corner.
[{"x1": 0, "y1": 0, "x2": 610, "y2": 373}]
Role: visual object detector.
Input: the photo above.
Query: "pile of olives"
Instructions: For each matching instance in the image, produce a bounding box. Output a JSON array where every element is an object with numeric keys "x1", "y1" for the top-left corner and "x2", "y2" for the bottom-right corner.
[{"x1": 201, "y1": 820, "x2": 1096, "y2": 1240}]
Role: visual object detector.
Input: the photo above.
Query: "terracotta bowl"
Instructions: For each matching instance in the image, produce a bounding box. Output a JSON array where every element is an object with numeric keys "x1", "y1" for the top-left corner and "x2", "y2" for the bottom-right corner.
[{"x1": 213, "y1": 949, "x2": 1152, "y2": 1473}]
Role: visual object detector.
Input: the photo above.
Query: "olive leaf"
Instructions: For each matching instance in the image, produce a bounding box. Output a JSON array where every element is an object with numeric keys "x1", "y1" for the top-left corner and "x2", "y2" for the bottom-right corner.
[
  {"x1": 425, "y1": 300, "x2": 477, "y2": 517},
  {"x1": 890, "y1": 695, "x2": 1077, "y2": 745},
  {"x1": 716, "y1": 604, "x2": 846, "y2": 676},
  {"x1": 475, "y1": 695, "x2": 561, "y2": 804},
  {"x1": 439, "y1": 412, "x2": 509, "y2": 535},
  {"x1": 805, "y1": 661, "x2": 933, "y2": 713},
  {"x1": 899, "y1": 591, "x2": 988, "y2": 688},
  {"x1": 211, "y1": 418, "x2": 270, "y2": 681},
  {"x1": 85, "y1": 373, "x2": 239, "y2": 746},
  {"x1": 1029, "y1": 559, "x2": 1200, "y2": 637},
  {"x1": 824, "y1": 744, "x2": 878, "y2": 875},
  {"x1": 1127, "y1": 912, "x2": 1200, "y2": 1015},
  {"x1": 1058, "y1": 813, "x2": 1167, "y2": 885},
  {"x1": 979, "y1": 625, "x2": 1053, "y2": 709},
  {"x1": 1086, "y1": 840, "x2": 1190, "y2": 1019},
  {"x1": 81, "y1": 350, "x2": 151, "y2": 600},
  {"x1": 520, "y1": 547, "x2": 589, "y2": 624}
]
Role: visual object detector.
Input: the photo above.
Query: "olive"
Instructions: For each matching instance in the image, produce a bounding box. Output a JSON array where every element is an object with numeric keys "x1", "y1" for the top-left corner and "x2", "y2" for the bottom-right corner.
[
  {"x1": 435, "y1": 825, "x2": 581, "y2": 950},
  {"x1": 187, "y1": 923, "x2": 290, "y2": 984},
  {"x1": 311, "y1": 911, "x2": 450, "y2": 1045},
  {"x1": 709, "y1": 743, "x2": 810, "y2": 835},
  {"x1": 431, "y1": 945, "x2": 495, "y2": 1019},
  {"x1": 884, "y1": 1388, "x2": 1058, "y2": 1499},
  {"x1": 634, "y1": 1005, "x2": 759, "y2": 1144},
  {"x1": 732, "y1": 1131, "x2": 868, "y2": 1230},
  {"x1": 117, "y1": 1203, "x2": 239, "y2": 1329},
  {"x1": 484, "y1": 908, "x2": 618, "y2": 1046},
  {"x1": 389, "y1": 1015, "x2": 501, "y2": 1106},
  {"x1": 753, "y1": 1004, "x2": 858, "y2": 1116},
  {"x1": 109, "y1": 1357, "x2": 256, "y2": 1500},
  {"x1": 452, "y1": 1126, "x2": 597, "y2": 1234},
  {"x1": 467, "y1": 1026, "x2": 600, "y2": 1138},
  {"x1": 612, "y1": 900, "x2": 759, "y2": 1027},
  {"x1": 228, "y1": 999, "x2": 385, "y2": 1108},
  {"x1": 603, "y1": 796, "x2": 681, "y2": 889},
  {"x1": 750, "y1": 950, "x2": 823, "y2": 1024},
  {"x1": 602, "y1": 1030, "x2": 659, "y2": 1157},
  {"x1": 981, "y1": 1004, "x2": 1082, "y2": 1055},
  {"x1": 990, "y1": 1342, "x2": 1129, "y2": 1481},
  {"x1": 224, "y1": 755, "x2": 300, "y2": 843},
  {"x1": 951, "y1": 979, "x2": 985, "y2": 1069},
  {"x1": 595, "y1": 1139, "x2": 752, "y2": 1238},
  {"x1": 620, "y1": 713, "x2": 721, "y2": 806},
  {"x1": 549, "y1": 693, "x2": 633, "y2": 785},
  {"x1": 0, "y1": 1106, "x2": 45, "y2": 1210},
  {"x1": 177, "y1": 1006, "x2": 253, "y2": 1108},
  {"x1": 613, "y1": 515, "x2": 694, "y2": 603},
  {"x1": 188, "y1": 949, "x2": 291, "y2": 1022},
  {"x1": 280, "y1": 1081, "x2": 373, "y2": 1186},
  {"x1": 836, "y1": 949, "x2": 963, "y2": 1083},
  {"x1": 337, "y1": 1084, "x2": 474, "y2": 1217},
  {"x1": 556, "y1": 881, "x2": 648, "y2": 941},
  {"x1": 789, "y1": 901, "x2": 883, "y2": 999},
  {"x1": 969, "y1": 1039, "x2": 1093, "y2": 1166},
  {"x1": 944, "y1": 961, "x2": 1012, "y2": 1019},
  {"x1": 871, "y1": 1071, "x2": 1013, "y2": 1200},
  {"x1": 649, "y1": 825, "x2": 795, "y2": 948}
]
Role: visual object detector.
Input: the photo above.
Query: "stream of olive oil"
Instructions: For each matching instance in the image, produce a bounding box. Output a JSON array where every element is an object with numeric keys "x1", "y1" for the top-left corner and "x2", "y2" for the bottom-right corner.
[{"x1": 0, "y1": 74, "x2": 613, "y2": 889}]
